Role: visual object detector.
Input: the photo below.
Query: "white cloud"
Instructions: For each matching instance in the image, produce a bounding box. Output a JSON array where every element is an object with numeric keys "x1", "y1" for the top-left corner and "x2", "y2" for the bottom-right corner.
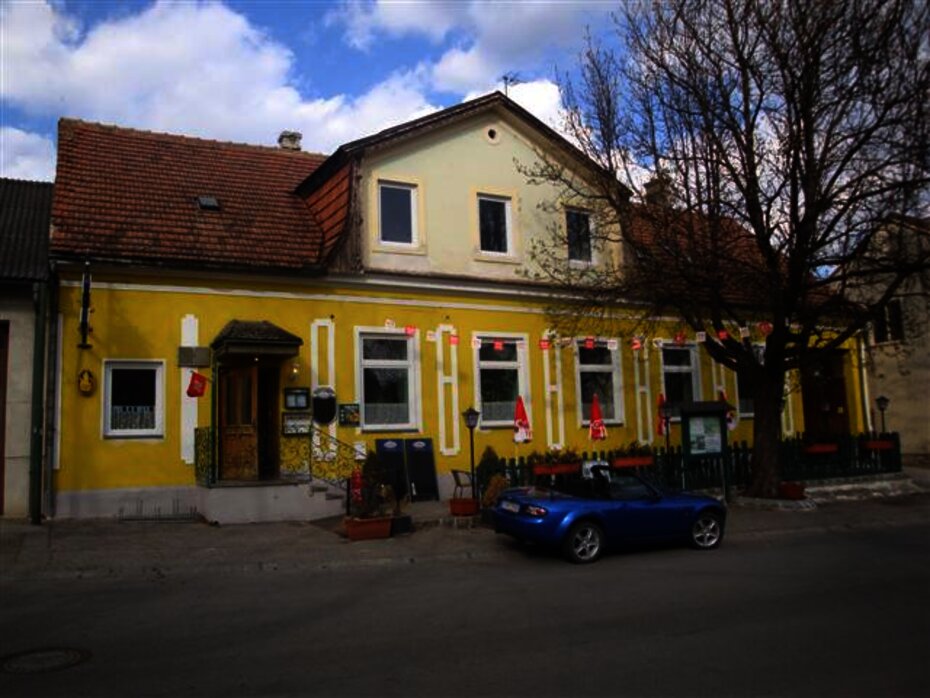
[
  {"x1": 327, "y1": 1, "x2": 466, "y2": 50},
  {"x1": 0, "y1": 128, "x2": 56, "y2": 181},
  {"x1": 465, "y1": 79, "x2": 565, "y2": 129},
  {"x1": 330, "y1": 1, "x2": 611, "y2": 94},
  {"x1": 0, "y1": 1, "x2": 438, "y2": 154}
]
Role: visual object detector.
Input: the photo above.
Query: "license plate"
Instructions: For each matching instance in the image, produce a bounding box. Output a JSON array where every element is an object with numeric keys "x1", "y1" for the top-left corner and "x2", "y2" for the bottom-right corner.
[{"x1": 501, "y1": 500, "x2": 520, "y2": 513}]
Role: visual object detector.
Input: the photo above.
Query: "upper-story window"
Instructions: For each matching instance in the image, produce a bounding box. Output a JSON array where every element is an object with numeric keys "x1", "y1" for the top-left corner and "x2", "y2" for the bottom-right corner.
[
  {"x1": 736, "y1": 345, "x2": 765, "y2": 417},
  {"x1": 661, "y1": 346, "x2": 701, "y2": 416},
  {"x1": 478, "y1": 194, "x2": 511, "y2": 254},
  {"x1": 873, "y1": 299, "x2": 905, "y2": 343},
  {"x1": 567, "y1": 209, "x2": 592, "y2": 263},
  {"x1": 379, "y1": 181, "x2": 418, "y2": 245}
]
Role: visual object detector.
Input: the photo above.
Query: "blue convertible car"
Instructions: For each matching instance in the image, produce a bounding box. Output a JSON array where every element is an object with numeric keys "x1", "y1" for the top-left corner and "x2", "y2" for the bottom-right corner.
[{"x1": 493, "y1": 466, "x2": 726, "y2": 563}]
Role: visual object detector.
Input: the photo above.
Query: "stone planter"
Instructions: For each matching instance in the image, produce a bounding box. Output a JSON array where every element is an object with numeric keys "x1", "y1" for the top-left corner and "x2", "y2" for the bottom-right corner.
[{"x1": 344, "y1": 516, "x2": 392, "y2": 541}]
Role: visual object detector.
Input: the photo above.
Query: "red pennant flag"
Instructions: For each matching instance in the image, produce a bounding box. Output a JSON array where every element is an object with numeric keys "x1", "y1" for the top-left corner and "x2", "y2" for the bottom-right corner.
[
  {"x1": 584, "y1": 336, "x2": 595, "y2": 350},
  {"x1": 589, "y1": 393, "x2": 608, "y2": 441},
  {"x1": 404, "y1": 325, "x2": 416, "y2": 336},
  {"x1": 539, "y1": 338, "x2": 551, "y2": 350},
  {"x1": 494, "y1": 340, "x2": 504, "y2": 351},
  {"x1": 513, "y1": 395, "x2": 532, "y2": 443},
  {"x1": 449, "y1": 334, "x2": 459, "y2": 345},
  {"x1": 758, "y1": 321, "x2": 773, "y2": 336},
  {"x1": 674, "y1": 330, "x2": 687, "y2": 346},
  {"x1": 186, "y1": 371, "x2": 207, "y2": 398},
  {"x1": 717, "y1": 329, "x2": 729, "y2": 340},
  {"x1": 631, "y1": 336, "x2": 643, "y2": 351}
]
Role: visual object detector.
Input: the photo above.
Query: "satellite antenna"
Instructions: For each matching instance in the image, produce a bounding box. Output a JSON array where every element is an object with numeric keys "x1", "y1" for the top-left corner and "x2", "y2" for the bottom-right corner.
[{"x1": 501, "y1": 72, "x2": 522, "y2": 97}]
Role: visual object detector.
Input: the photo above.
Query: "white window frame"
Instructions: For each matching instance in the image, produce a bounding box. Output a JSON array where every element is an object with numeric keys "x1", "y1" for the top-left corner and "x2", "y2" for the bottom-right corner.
[
  {"x1": 736, "y1": 344, "x2": 765, "y2": 419},
  {"x1": 102, "y1": 359, "x2": 165, "y2": 438},
  {"x1": 378, "y1": 180, "x2": 418, "y2": 247},
  {"x1": 566, "y1": 208, "x2": 594, "y2": 264},
  {"x1": 573, "y1": 338, "x2": 624, "y2": 426},
  {"x1": 659, "y1": 344, "x2": 702, "y2": 418},
  {"x1": 355, "y1": 327, "x2": 421, "y2": 431},
  {"x1": 472, "y1": 332, "x2": 530, "y2": 427},
  {"x1": 477, "y1": 194, "x2": 512, "y2": 256}
]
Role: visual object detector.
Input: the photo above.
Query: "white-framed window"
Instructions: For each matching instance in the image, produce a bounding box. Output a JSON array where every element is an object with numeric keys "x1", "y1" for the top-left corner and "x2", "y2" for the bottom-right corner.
[
  {"x1": 103, "y1": 360, "x2": 165, "y2": 438},
  {"x1": 477, "y1": 194, "x2": 512, "y2": 254},
  {"x1": 873, "y1": 298, "x2": 905, "y2": 343},
  {"x1": 356, "y1": 329, "x2": 420, "y2": 430},
  {"x1": 661, "y1": 345, "x2": 701, "y2": 417},
  {"x1": 566, "y1": 208, "x2": 592, "y2": 263},
  {"x1": 473, "y1": 333, "x2": 529, "y2": 426},
  {"x1": 574, "y1": 339, "x2": 623, "y2": 425},
  {"x1": 736, "y1": 345, "x2": 765, "y2": 417},
  {"x1": 378, "y1": 181, "x2": 418, "y2": 245}
]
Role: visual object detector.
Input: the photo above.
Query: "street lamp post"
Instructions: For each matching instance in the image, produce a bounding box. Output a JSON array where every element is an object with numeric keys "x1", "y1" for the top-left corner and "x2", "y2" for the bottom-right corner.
[
  {"x1": 463, "y1": 407, "x2": 481, "y2": 504},
  {"x1": 875, "y1": 395, "x2": 890, "y2": 434}
]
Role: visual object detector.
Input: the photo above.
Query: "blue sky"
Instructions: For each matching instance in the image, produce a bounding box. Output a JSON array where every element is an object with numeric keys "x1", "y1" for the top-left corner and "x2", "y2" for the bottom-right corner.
[{"x1": 1, "y1": 0, "x2": 615, "y2": 181}]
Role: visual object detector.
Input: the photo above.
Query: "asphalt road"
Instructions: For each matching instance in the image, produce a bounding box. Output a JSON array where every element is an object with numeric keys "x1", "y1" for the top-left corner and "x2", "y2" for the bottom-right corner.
[{"x1": 1, "y1": 523, "x2": 928, "y2": 697}]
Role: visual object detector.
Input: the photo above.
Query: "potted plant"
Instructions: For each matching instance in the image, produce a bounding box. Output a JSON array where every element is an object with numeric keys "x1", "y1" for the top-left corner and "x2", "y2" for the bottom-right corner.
[{"x1": 344, "y1": 451, "x2": 393, "y2": 541}]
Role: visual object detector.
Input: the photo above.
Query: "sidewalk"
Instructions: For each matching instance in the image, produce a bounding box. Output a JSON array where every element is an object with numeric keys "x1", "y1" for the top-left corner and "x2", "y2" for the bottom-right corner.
[{"x1": 3, "y1": 486, "x2": 929, "y2": 583}]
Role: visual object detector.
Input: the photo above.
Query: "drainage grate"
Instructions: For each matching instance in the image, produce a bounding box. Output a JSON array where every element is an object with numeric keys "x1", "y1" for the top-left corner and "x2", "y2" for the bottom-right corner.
[{"x1": 1, "y1": 647, "x2": 91, "y2": 674}]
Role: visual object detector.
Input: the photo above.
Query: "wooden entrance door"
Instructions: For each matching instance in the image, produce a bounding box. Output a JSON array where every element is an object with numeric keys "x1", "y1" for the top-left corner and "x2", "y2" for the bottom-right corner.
[
  {"x1": 801, "y1": 351, "x2": 850, "y2": 438},
  {"x1": 220, "y1": 364, "x2": 258, "y2": 480}
]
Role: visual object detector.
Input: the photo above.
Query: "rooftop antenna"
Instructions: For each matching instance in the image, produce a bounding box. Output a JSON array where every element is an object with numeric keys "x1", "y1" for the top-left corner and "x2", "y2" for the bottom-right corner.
[{"x1": 501, "y1": 72, "x2": 522, "y2": 97}]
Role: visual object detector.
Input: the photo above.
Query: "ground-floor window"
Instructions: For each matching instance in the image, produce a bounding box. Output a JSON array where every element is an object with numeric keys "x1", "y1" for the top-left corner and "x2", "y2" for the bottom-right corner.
[
  {"x1": 473, "y1": 333, "x2": 529, "y2": 426},
  {"x1": 575, "y1": 338, "x2": 623, "y2": 424},
  {"x1": 357, "y1": 331, "x2": 418, "y2": 429},
  {"x1": 661, "y1": 345, "x2": 700, "y2": 416},
  {"x1": 103, "y1": 360, "x2": 164, "y2": 437}
]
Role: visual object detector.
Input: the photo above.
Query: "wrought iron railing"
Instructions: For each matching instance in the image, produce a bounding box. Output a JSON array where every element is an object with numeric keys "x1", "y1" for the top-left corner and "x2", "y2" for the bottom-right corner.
[{"x1": 476, "y1": 432, "x2": 902, "y2": 495}]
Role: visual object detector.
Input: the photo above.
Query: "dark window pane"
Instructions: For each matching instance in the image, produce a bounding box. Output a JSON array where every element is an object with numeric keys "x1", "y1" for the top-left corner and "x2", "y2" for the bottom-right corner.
[
  {"x1": 567, "y1": 210, "x2": 591, "y2": 261},
  {"x1": 887, "y1": 300, "x2": 904, "y2": 341},
  {"x1": 380, "y1": 185, "x2": 413, "y2": 243},
  {"x1": 479, "y1": 339, "x2": 517, "y2": 362},
  {"x1": 479, "y1": 198, "x2": 508, "y2": 253},
  {"x1": 110, "y1": 368, "x2": 156, "y2": 430},
  {"x1": 480, "y1": 368, "x2": 518, "y2": 421},
  {"x1": 580, "y1": 372, "x2": 615, "y2": 421},
  {"x1": 664, "y1": 372, "x2": 693, "y2": 410},
  {"x1": 363, "y1": 367, "x2": 409, "y2": 425},
  {"x1": 578, "y1": 345, "x2": 611, "y2": 365},
  {"x1": 363, "y1": 337, "x2": 408, "y2": 361},
  {"x1": 240, "y1": 374, "x2": 252, "y2": 425},
  {"x1": 663, "y1": 348, "x2": 692, "y2": 367}
]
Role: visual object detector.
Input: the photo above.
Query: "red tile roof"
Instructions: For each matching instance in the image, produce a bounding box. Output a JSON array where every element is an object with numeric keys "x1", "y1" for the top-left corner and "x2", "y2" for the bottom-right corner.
[{"x1": 51, "y1": 119, "x2": 331, "y2": 272}]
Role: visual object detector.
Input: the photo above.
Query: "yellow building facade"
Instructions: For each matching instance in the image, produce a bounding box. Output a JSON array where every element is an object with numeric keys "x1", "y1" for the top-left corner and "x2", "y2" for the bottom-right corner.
[{"x1": 49, "y1": 94, "x2": 870, "y2": 521}]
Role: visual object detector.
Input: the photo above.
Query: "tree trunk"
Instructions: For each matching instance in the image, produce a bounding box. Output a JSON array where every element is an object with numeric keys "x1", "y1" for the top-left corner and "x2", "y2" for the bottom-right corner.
[{"x1": 745, "y1": 371, "x2": 786, "y2": 498}]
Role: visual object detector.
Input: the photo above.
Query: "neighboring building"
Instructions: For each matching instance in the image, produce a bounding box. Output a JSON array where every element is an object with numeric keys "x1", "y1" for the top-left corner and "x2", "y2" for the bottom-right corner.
[
  {"x1": 866, "y1": 216, "x2": 930, "y2": 466},
  {"x1": 47, "y1": 93, "x2": 869, "y2": 522},
  {"x1": 0, "y1": 178, "x2": 53, "y2": 518}
]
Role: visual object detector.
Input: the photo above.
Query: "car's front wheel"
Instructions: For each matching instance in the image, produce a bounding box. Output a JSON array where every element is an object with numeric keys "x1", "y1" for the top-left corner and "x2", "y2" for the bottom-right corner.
[
  {"x1": 690, "y1": 511, "x2": 724, "y2": 550},
  {"x1": 563, "y1": 521, "x2": 604, "y2": 563}
]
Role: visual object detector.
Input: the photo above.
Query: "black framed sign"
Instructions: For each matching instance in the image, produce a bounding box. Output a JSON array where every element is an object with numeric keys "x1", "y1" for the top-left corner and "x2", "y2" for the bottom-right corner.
[
  {"x1": 282, "y1": 411, "x2": 312, "y2": 435},
  {"x1": 284, "y1": 388, "x2": 310, "y2": 410},
  {"x1": 339, "y1": 403, "x2": 360, "y2": 427}
]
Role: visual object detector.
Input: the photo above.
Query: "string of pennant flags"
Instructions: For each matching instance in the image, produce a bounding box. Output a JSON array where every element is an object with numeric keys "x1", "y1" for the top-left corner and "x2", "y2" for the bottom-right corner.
[{"x1": 390, "y1": 318, "x2": 780, "y2": 352}]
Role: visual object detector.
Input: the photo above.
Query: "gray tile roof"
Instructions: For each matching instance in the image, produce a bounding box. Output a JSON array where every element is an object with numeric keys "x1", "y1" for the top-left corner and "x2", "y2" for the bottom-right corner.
[{"x1": 0, "y1": 178, "x2": 53, "y2": 281}]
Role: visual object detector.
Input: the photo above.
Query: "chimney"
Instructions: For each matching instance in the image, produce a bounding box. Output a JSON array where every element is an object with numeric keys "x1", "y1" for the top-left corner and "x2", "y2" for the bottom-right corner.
[
  {"x1": 643, "y1": 173, "x2": 672, "y2": 206},
  {"x1": 277, "y1": 130, "x2": 302, "y2": 151}
]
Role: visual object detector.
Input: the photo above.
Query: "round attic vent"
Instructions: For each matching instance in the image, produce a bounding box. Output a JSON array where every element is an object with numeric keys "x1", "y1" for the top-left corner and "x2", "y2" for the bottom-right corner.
[{"x1": 485, "y1": 127, "x2": 501, "y2": 144}]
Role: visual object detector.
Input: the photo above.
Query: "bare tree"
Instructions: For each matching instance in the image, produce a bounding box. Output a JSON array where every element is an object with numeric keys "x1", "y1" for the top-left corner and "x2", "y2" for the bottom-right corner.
[{"x1": 523, "y1": 0, "x2": 930, "y2": 496}]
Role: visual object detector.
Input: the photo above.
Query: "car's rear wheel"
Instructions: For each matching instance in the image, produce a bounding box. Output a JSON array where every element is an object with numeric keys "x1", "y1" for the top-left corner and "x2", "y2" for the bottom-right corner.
[
  {"x1": 690, "y1": 511, "x2": 723, "y2": 550},
  {"x1": 563, "y1": 521, "x2": 604, "y2": 563}
]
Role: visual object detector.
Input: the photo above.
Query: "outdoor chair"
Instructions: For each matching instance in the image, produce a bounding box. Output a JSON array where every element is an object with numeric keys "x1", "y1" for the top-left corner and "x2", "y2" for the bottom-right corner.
[{"x1": 451, "y1": 469, "x2": 474, "y2": 499}]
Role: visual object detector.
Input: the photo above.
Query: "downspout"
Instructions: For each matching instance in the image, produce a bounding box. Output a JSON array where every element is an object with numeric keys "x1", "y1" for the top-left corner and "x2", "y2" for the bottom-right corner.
[
  {"x1": 858, "y1": 333, "x2": 873, "y2": 433},
  {"x1": 29, "y1": 280, "x2": 48, "y2": 525},
  {"x1": 43, "y1": 267, "x2": 60, "y2": 518}
]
